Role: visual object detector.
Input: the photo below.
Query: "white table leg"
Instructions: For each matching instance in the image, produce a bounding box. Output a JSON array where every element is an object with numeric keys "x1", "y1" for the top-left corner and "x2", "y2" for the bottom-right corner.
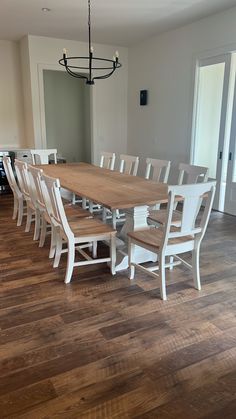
[{"x1": 115, "y1": 205, "x2": 157, "y2": 271}]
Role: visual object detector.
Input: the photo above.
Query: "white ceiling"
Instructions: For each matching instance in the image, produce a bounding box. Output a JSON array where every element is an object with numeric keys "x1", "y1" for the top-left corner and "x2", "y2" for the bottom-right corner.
[{"x1": 0, "y1": 0, "x2": 236, "y2": 46}]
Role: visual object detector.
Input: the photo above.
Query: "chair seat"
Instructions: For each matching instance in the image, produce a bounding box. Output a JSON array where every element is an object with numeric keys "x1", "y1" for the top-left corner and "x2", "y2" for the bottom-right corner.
[
  {"x1": 128, "y1": 227, "x2": 193, "y2": 250},
  {"x1": 148, "y1": 209, "x2": 182, "y2": 225},
  {"x1": 69, "y1": 217, "x2": 116, "y2": 239},
  {"x1": 64, "y1": 204, "x2": 92, "y2": 219}
]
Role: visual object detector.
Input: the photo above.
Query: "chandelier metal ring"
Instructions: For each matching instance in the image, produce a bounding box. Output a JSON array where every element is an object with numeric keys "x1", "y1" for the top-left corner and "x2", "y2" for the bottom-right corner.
[{"x1": 59, "y1": 57, "x2": 122, "y2": 71}]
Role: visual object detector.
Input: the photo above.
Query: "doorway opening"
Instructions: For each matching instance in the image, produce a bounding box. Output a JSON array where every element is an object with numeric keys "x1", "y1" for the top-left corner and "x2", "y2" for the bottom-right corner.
[
  {"x1": 43, "y1": 70, "x2": 91, "y2": 163},
  {"x1": 192, "y1": 53, "x2": 236, "y2": 215}
]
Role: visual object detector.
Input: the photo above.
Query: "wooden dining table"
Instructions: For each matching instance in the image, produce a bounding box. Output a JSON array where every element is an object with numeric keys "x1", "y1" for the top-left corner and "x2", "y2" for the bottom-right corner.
[{"x1": 39, "y1": 162, "x2": 168, "y2": 271}]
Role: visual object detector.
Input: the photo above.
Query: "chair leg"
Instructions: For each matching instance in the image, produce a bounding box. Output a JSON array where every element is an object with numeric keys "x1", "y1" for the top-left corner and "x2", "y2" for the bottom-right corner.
[
  {"x1": 112, "y1": 210, "x2": 117, "y2": 229},
  {"x1": 17, "y1": 198, "x2": 24, "y2": 226},
  {"x1": 82, "y1": 197, "x2": 87, "y2": 209},
  {"x1": 53, "y1": 235, "x2": 63, "y2": 268},
  {"x1": 49, "y1": 227, "x2": 57, "y2": 259},
  {"x1": 102, "y1": 207, "x2": 107, "y2": 223},
  {"x1": 25, "y1": 206, "x2": 33, "y2": 232},
  {"x1": 13, "y1": 196, "x2": 18, "y2": 220},
  {"x1": 64, "y1": 241, "x2": 75, "y2": 284},
  {"x1": 128, "y1": 239, "x2": 135, "y2": 280},
  {"x1": 192, "y1": 245, "x2": 201, "y2": 290},
  {"x1": 92, "y1": 241, "x2": 97, "y2": 258},
  {"x1": 89, "y1": 201, "x2": 94, "y2": 214},
  {"x1": 169, "y1": 256, "x2": 174, "y2": 270},
  {"x1": 110, "y1": 234, "x2": 116, "y2": 276},
  {"x1": 39, "y1": 217, "x2": 47, "y2": 247},
  {"x1": 33, "y1": 210, "x2": 41, "y2": 241},
  {"x1": 159, "y1": 254, "x2": 167, "y2": 301}
]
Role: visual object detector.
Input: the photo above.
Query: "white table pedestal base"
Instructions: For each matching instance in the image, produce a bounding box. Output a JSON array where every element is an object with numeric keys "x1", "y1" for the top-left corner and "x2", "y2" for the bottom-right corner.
[{"x1": 115, "y1": 205, "x2": 157, "y2": 272}]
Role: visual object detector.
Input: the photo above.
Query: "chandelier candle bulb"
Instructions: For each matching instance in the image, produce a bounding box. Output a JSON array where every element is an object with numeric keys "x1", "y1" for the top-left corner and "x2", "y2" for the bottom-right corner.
[
  {"x1": 115, "y1": 51, "x2": 119, "y2": 58},
  {"x1": 90, "y1": 46, "x2": 94, "y2": 53},
  {"x1": 63, "y1": 48, "x2": 67, "y2": 56}
]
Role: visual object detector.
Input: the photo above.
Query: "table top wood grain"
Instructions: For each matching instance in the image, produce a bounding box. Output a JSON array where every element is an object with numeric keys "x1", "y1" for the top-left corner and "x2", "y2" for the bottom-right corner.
[{"x1": 38, "y1": 163, "x2": 168, "y2": 210}]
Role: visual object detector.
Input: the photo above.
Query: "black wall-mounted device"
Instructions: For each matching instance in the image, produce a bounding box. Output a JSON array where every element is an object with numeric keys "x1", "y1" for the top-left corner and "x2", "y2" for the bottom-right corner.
[{"x1": 140, "y1": 90, "x2": 148, "y2": 106}]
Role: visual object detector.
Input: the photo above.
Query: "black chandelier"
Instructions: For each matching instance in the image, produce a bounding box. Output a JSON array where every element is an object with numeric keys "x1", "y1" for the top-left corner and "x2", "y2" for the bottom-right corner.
[{"x1": 59, "y1": 0, "x2": 122, "y2": 85}]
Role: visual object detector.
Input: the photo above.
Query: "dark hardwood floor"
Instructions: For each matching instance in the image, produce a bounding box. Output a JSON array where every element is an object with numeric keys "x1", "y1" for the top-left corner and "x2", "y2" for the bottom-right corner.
[{"x1": 0, "y1": 194, "x2": 236, "y2": 418}]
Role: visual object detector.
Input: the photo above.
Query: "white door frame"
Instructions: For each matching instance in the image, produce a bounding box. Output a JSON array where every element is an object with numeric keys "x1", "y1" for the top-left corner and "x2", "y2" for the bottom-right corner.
[
  {"x1": 37, "y1": 63, "x2": 95, "y2": 163},
  {"x1": 225, "y1": 70, "x2": 236, "y2": 215},
  {"x1": 190, "y1": 53, "x2": 232, "y2": 210}
]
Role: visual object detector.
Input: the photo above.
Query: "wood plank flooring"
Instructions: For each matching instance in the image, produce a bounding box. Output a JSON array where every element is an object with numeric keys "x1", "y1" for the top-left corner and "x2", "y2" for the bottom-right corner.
[{"x1": 0, "y1": 194, "x2": 236, "y2": 418}]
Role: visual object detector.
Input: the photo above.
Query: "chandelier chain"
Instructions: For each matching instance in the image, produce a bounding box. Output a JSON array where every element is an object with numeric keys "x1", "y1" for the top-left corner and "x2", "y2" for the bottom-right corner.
[
  {"x1": 88, "y1": 0, "x2": 91, "y2": 27},
  {"x1": 88, "y1": 0, "x2": 91, "y2": 54}
]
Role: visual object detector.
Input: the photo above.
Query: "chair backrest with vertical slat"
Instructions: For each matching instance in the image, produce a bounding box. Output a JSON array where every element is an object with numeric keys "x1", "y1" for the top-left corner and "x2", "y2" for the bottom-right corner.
[
  {"x1": 145, "y1": 158, "x2": 171, "y2": 183},
  {"x1": 15, "y1": 159, "x2": 38, "y2": 210},
  {"x1": 119, "y1": 154, "x2": 139, "y2": 176},
  {"x1": 100, "y1": 151, "x2": 116, "y2": 170},
  {"x1": 30, "y1": 149, "x2": 57, "y2": 165},
  {"x1": 3, "y1": 156, "x2": 22, "y2": 198},
  {"x1": 178, "y1": 163, "x2": 209, "y2": 185},
  {"x1": 161, "y1": 182, "x2": 216, "y2": 249},
  {"x1": 41, "y1": 173, "x2": 72, "y2": 239},
  {"x1": 14, "y1": 159, "x2": 30, "y2": 198},
  {"x1": 28, "y1": 165, "x2": 46, "y2": 211}
]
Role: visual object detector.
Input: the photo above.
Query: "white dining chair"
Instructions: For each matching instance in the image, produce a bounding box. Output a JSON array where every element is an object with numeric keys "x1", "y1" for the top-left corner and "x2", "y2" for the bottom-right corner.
[
  {"x1": 100, "y1": 151, "x2": 116, "y2": 170},
  {"x1": 41, "y1": 173, "x2": 117, "y2": 283},
  {"x1": 148, "y1": 162, "x2": 209, "y2": 226},
  {"x1": 119, "y1": 154, "x2": 139, "y2": 176},
  {"x1": 28, "y1": 165, "x2": 91, "y2": 258},
  {"x1": 104, "y1": 154, "x2": 140, "y2": 229},
  {"x1": 73, "y1": 152, "x2": 115, "y2": 208},
  {"x1": 14, "y1": 159, "x2": 39, "y2": 238},
  {"x1": 177, "y1": 163, "x2": 209, "y2": 185},
  {"x1": 89, "y1": 151, "x2": 116, "y2": 214},
  {"x1": 31, "y1": 148, "x2": 74, "y2": 203},
  {"x1": 145, "y1": 158, "x2": 171, "y2": 212},
  {"x1": 145, "y1": 158, "x2": 171, "y2": 183},
  {"x1": 28, "y1": 165, "x2": 55, "y2": 253},
  {"x1": 30, "y1": 149, "x2": 57, "y2": 165},
  {"x1": 128, "y1": 181, "x2": 216, "y2": 300},
  {"x1": 3, "y1": 156, "x2": 25, "y2": 226}
]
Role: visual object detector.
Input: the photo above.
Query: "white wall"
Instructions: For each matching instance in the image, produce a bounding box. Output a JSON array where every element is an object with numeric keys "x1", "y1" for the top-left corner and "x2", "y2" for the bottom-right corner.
[
  {"x1": 127, "y1": 6, "x2": 236, "y2": 179},
  {"x1": 0, "y1": 40, "x2": 25, "y2": 149},
  {"x1": 25, "y1": 35, "x2": 128, "y2": 164},
  {"x1": 20, "y1": 36, "x2": 34, "y2": 148}
]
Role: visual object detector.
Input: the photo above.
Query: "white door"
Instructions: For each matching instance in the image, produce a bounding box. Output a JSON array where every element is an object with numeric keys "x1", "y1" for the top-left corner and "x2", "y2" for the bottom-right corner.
[
  {"x1": 225, "y1": 72, "x2": 236, "y2": 215},
  {"x1": 192, "y1": 54, "x2": 232, "y2": 211}
]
